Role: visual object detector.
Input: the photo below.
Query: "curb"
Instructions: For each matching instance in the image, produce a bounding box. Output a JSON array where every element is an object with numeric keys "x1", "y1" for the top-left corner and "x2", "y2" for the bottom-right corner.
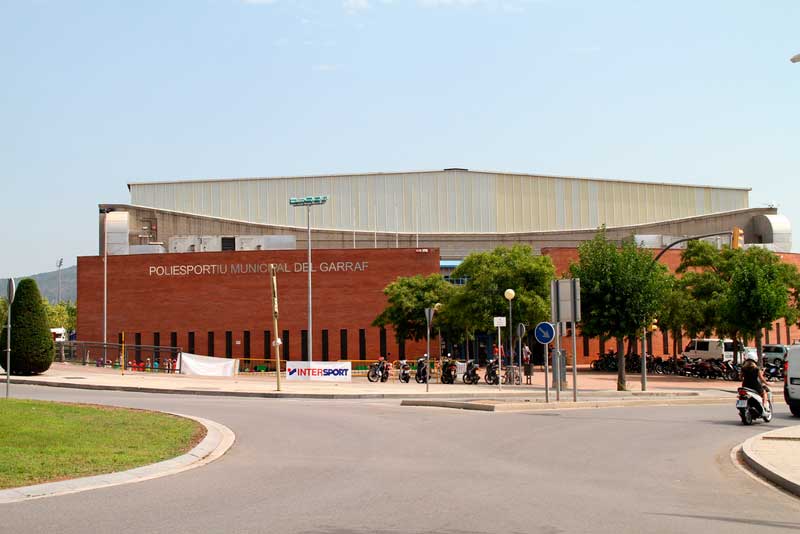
[
  {"x1": 0, "y1": 412, "x2": 235, "y2": 504},
  {"x1": 740, "y1": 425, "x2": 800, "y2": 498},
  {"x1": 8, "y1": 377, "x2": 716, "y2": 400},
  {"x1": 401, "y1": 396, "x2": 731, "y2": 412}
]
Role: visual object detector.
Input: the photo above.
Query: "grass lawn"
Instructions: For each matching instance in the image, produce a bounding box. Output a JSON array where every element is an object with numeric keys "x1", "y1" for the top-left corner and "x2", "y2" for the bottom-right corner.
[{"x1": 0, "y1": 399, "x2": 205, "y2": 489}]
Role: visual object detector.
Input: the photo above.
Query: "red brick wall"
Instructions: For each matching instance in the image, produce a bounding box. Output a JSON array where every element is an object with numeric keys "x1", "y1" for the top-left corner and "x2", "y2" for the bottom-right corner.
[{"x1": 77, "y1": 248, "x2": 440, "y2": 361}]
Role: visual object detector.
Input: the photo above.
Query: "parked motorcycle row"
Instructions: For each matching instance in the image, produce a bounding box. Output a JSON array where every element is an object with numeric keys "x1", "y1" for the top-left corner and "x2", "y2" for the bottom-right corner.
[
  {"x1": 590, "y1": 352, "x2": 785, "y2": 382},
  {"x1": 367, "y1": 357, "x2": 521, "y2": 385}
]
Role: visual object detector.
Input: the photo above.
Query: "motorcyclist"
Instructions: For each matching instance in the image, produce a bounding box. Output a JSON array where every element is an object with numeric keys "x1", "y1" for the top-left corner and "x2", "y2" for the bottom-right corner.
[{"x1": 741, "y1": 352, "x2": 770, "y2": 409}]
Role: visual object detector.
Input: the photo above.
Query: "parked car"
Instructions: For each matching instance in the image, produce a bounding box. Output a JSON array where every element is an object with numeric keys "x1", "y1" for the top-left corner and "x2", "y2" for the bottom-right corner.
[
  {"x1": 762, "y1": 344, "x2": 789, "y2": 366},
  {"x1": 683, "y1": 338, "x2": 736, "y2": 361},
  {"x1": 783, "y1": 345, "x2": 800, "y2": 417}
]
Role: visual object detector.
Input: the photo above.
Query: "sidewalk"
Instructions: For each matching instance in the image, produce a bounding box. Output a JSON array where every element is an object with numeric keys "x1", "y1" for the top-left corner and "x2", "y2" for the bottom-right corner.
[
  {"x1": 741, "y1": 424, "x2": 800, "y2": 499},
  {"x1": 5, "y1": 362, "x2": 738, "y2": 400}
]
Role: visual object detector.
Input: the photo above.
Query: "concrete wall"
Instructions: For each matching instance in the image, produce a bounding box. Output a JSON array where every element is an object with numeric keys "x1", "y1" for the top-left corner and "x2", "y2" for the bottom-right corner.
[{"x1": 100, "y1": 204, "x2": 779, "y2": 260}]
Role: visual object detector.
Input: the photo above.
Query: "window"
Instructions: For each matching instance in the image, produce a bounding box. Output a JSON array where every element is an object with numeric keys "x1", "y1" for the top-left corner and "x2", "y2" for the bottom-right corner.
[
  {"x1": 399, "y1": 339, "x2": 405, "y2": 359},
  {"x1": 380, "y1": 328, "x2": 387, "y2": 358},
  {"x1": 359, "y1": 329, "x2": 366, "y2": 360},
  {"x1": 765, "y1": 329, "x2": 770, "y2": 345},
  {"x1": 243, "y1": 331, "x2": 251, "y2": 358},
  {"x1": 776, "y1": 322, "x2": 781, "y2": 344},
  {"x1": 662, "y1": 332, "x2": 669, "y2": 355},
  {"x1": 322, "y1": 329, "x2": 329, "y2": 361},
  {"x1": 340, "y1": 329, "x2": 348, "y2": 359},
  {"x1": 599, "y1": 337, "x2": 605, "y2": 356},
  {"x1": 301, "y1": 330, "x2": 308, "y2": 360},
  {"x1": 582, "y1": 334, "x2": 590, "y2": 357},
  {"x1": 221, "y1": 237, "x2": 236, "y2": 251},
  {"x1": 208, "y1": 331, "x2": 215, "y2": 357},
  {"x1": 696, "y1": 341, "x2": 709, "y2": 351},
  {"x1": 135, "y1": 333, "x2": 141, "y2": 361},
  {"x1": 153, "y1": 332, "x2": 160, "y2": 361},
  {"x1": 225, "y1": 331, "x2": 233, "y2": 358},
  {"x1": 264, "y1": 330, "x2": 271, "y2": 360},
  {"x1": 282, "y1": 330, "x2": 289, "y2": 360},
  {"x1": 188, "y1": 332, "x2": 195, "y2": 354},
  {"x1": 170, "y1": 331, "x2": 178, "y2": 348}
]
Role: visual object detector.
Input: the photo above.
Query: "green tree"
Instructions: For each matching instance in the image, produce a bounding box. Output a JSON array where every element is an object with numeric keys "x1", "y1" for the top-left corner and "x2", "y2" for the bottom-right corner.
[
  {"x1": 450, "y1": 244, "x2": 553, "y2": 337},
  {"x1": 43, "y1": 299, "x2": 77, "y2": 332},
  {"x1": 722, "y1": 247, "x2": 789, "y2": 362},
  {"x1": 0, "y1": 297, "x2": 7, "y2": 329},
  {"x1": 0, "y1": 279, "x2": 54, "y2": 375},
  {"x1": 372, "y1": 274, "x2": 456, "y2": 345},
  {"x1": 569, "y1": 229, "x2": 670, "y2": 391}
]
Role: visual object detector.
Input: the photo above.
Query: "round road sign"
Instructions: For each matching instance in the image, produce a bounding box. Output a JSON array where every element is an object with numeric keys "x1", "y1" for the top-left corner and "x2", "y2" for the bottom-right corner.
[{"x1": 534, "y1": 322, "x2": 555, "y2": 345}]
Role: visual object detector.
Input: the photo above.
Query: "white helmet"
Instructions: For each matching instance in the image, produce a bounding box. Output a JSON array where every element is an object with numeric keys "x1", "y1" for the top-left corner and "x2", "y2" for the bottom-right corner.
[{"x1": 745, "y1": 352, "x2": 758, "y2": 362}]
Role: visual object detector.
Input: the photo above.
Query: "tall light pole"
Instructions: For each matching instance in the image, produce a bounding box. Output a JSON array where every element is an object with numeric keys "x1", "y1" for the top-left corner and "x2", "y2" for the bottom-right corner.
[
  {"x1": 289, "y1": 195, "x2": 328, "y2": 363},
  {"x1": 6, "y1": 278, "x2": 15, "y2": 398},
  {"x1": 424, "y1": 303, "x2": 441, "y2": 393},
  {"x1": 504, "y1": 289, "x2": 515, "y2": 374},
  {"x1": 56, "y1": 258, "x2": 63, "y2": 303},
  {"x1": 99, "y1": 208, "x2": 112, "y2": 358}
]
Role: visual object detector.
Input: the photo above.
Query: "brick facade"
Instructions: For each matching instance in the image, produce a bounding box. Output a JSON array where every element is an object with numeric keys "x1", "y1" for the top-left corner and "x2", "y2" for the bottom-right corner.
[{"x1": 77, "y1": 248, "x2": 440, "y2": 362}]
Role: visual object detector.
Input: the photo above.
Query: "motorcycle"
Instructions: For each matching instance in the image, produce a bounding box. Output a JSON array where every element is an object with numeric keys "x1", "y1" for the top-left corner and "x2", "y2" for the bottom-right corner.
[
  {"x1": 440, "y1": 358, "x2": 458, "y2": 384},
  {"x1": 415, "y1": 356, "x2": 428, "y2": 383},
  {"x1": 764, "y1": 362, "x2": 784, "y2": 382},
  {"x1": 367, "y1": 359, "x2": 390, "y2": 383},
  {"x1": 398, "y1": 359, "x2": 411, "y2": 383},
  {"x1": 484, "y1": 358, "x2": 500, "y2": 385},
  {"x1": 462, "y1": 359, "x2": 480, "y2": 384},
  {"x1": 736, "y1": 386, "x2": 773, "y2": 425}
]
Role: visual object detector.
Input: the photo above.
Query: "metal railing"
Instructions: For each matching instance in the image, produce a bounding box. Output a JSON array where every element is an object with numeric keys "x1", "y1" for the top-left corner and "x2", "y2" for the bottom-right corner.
[{"x1": 56, "y1": 341, "x2": 182, "y2": 373}]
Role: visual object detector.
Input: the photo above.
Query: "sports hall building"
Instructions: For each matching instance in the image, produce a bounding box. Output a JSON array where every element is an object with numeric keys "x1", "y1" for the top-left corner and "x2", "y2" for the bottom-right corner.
[{"x1": 78, "y1": 168, "x2": 797, "y2": 364}]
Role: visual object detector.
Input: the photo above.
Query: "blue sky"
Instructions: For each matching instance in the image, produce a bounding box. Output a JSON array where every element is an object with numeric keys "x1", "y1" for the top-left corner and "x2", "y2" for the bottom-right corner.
[{"x1": 1, "y1": 0, "x2": 798, "y2": 278}]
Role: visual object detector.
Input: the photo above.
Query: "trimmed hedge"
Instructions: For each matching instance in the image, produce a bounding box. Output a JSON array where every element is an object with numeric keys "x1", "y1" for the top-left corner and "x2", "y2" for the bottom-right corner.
[{"x1": 0, "y1": 279, "x2": 54, "y2": 375}]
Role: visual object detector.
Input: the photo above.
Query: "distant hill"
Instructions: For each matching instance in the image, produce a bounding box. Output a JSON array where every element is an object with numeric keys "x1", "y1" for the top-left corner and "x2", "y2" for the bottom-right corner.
[{"x1": 1, "y1": 265, "x2": 77, "y2": 303}]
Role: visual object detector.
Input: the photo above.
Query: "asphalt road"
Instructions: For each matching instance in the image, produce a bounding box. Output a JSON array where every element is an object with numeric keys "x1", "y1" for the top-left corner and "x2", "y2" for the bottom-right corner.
[{"x1": 2, "y1": 385, "x2": 800, "y2": 534}]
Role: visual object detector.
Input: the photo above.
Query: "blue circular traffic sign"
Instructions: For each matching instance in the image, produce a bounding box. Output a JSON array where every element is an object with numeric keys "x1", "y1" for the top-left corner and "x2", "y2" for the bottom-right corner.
[{"x1": 534, "y1": 322, "x2": 555, "y2": 344}]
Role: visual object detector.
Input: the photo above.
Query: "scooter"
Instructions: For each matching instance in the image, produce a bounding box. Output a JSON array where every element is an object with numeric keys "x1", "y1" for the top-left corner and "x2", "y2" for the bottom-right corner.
[
  {"x1": 736, "y1": 386, "x2": 773, "y2": 425},
  {"x1": 440, "y1": 358, "x2": 458, "y2": 384},
  {"x1": 398, "y1": 359, "x2": 411, "y2": 383},
  {"x1": 484, "y1": 358, "x2": 500, "y2": 385},
  {"x1": 368, "y1": 360, "x2": 390, "y2": 383},
  {"x1": 462, "y1": 360, "x2": 480, "y2": 384},
  {"x1": 415, "y1": 356, "x2": 428, "y2": 383}
]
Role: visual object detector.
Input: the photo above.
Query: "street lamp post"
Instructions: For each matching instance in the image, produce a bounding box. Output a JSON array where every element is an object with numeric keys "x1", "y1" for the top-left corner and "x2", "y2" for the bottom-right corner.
[
  {"x1": 56, "y1": 258, "x2": 63, "y2": 303},
  {"x1": 289, "y1": 195, "x2": 328, "y2": 364},
  {"x1": 424, "y1": 303, "x2": 441, "y2": 393},
  {"x1": 504, "y1": 289, "x2": 515, "y2": 380},
  {"x1": 99, "y1": 208, "x2": 112, "y2": 359}
]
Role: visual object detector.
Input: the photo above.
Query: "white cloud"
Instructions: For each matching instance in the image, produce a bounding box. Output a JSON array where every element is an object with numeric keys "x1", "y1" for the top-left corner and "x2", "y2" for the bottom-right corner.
[
  {"x1": 417, "y1": 0, "x2": 482, "y2": 7},
  {"x1": 343, "y1": 0, "x2": 369, "y2": 13}
]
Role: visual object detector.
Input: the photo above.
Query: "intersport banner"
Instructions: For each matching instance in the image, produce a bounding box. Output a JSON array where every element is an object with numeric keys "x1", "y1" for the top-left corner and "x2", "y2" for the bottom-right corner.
[{"x1": 286, "y1": 361, "x2": 352, "y2": 382}]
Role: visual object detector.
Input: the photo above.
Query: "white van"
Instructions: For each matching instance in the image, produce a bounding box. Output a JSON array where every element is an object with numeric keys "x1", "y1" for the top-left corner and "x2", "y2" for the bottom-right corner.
[
  {"x1": 784, "y1": 345, "x2": 800, "y2": 417},
  {"x1": 683, "y1": 338, "x2": 735, "y2": 361}
]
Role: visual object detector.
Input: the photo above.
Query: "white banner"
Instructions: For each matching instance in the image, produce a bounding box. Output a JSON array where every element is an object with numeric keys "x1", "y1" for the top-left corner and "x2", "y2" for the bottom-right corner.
[
  {"x1": 179, "y1": 352, "x2": 238, "y2": 377},
  {"x1": 286, "y1": 361, "x2": 352, "y2": 382}
]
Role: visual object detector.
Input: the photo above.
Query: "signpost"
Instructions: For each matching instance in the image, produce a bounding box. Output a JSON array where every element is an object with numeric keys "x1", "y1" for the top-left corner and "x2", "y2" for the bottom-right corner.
[
  {"x1": 494, "y1": 316, "x2": 506, "y2": 391},
  {"x1": 6, "y1": 278, "x2": 15, "y2": 398},
  {"x1": 534, "y1": 321, "x2": 555, "y2": 402},
  {"x1": 551, "y1": 278, "x2": 581, "y2": 402}
]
